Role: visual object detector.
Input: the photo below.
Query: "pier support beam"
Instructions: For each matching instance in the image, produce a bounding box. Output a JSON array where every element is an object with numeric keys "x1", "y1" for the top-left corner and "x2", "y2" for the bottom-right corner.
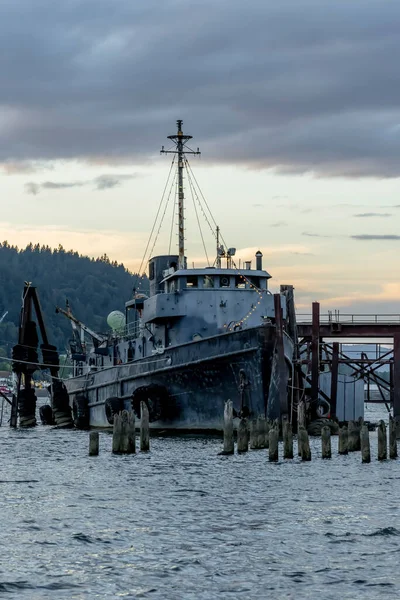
[
  {"x1": 311, "y1": 302, "x2": 320, "y2": 404},
  {"x1": 266, "y1": 294, "x2": 288, "y2": 421},
  {"x1": 393, "y1": 334, "x2": 400, "y2": 437},
  {"x1": 330, "y1": 342, "x2": 339, "y2": 419}
]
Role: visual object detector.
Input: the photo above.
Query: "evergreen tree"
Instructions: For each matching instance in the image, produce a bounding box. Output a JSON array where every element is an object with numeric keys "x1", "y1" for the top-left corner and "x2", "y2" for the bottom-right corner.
[{"x1": 0, "y1": 243, "x2": 149, "y2": 354}]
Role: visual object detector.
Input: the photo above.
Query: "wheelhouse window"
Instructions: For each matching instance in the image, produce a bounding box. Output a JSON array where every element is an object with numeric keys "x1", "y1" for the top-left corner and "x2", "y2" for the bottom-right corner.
[
  {"x1": 248, "y1": 276, "x2": 260, "y2": 289},
  {"x1": 186, "y1": 276, "x2": 198, "y2": 288},
  {"x1": 203, "y1": 275, "x2": 214, "y2": 288},
  {"x1": 235, "y1": 276, "x2": 246, "y2": 289}
]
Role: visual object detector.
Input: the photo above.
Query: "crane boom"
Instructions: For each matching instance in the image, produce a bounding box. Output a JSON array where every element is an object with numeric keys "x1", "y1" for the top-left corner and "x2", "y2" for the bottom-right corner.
[{"x1": 55, "y1": 305, "x2": 106, "y2": 344}]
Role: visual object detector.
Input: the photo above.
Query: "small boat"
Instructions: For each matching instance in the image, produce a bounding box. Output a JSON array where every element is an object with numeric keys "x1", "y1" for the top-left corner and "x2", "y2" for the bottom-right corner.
[{"x1": 59, "y1": 121, "x2": 295, "y2": 430}]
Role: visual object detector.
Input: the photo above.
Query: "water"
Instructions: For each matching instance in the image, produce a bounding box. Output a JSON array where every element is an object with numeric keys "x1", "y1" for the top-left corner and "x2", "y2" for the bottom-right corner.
[{"x1": 0, "y1": 404, "x2": 398, "y2": 599}]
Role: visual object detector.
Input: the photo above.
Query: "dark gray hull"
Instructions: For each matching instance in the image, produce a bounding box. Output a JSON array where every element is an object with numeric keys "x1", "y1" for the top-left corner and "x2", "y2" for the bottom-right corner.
[{"x1": 64, "y1": 324, "x2": 293, "y2": 429}]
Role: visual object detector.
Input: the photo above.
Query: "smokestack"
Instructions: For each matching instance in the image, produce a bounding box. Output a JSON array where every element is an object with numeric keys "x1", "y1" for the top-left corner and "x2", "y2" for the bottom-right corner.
[{"x1": 255, "y1": 250, "x2": 263, "y2": 270}]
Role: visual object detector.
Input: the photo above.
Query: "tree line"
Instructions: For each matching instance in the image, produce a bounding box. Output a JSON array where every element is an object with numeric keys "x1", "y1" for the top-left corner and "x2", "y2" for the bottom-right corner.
[{"x1": 0, "y1": 242, "x2": 149, "y2": 368}]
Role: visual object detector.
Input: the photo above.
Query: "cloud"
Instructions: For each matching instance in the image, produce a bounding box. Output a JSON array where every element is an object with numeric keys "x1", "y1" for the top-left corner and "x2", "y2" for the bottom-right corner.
[
  {"x1": 270, "y1": 221, "x2": 287, "y2": 227},
  {"x1": 24, "y1": 174, "x2": 137, "y2": 194},
  {"x1": 302, "y1": 232, "x2": 333, "y2": 238},
  {"x1": 351, "y1": 234, "x2": 400, "y2": 240},
  {"x1": 25, "y1": 183, "x2": 41, "y2": 195},
  {"x1": 0, "y1": 161, "x2": 52, "y2": 175},
  {"x1": 0, "y1": 1, "x2": 400, "y2": 176},
  {"x1": 353, "y1": 212, "x2": 391, "y2": 217}
]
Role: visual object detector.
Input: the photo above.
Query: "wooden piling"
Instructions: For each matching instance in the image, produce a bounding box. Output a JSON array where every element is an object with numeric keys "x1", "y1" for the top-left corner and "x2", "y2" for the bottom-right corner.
[
  {"x1": 360, "y1": 424, "x2": 370, "y2": 463},
  {"x1": 282, "y1": 419, "x2": 293, "y2": 459},
  {"x1": 321, "y1": 426, "x2": 331, "y2": 459},
  {"x1": 221, "y1": 400, "x2": 234, "y2": 455},
  {"x1": 140, "y1": 401, "x2": 150, "y2": 452},
  {"x1": 348, "y1": 420, "x2": 360, "y2": 452},
  {"x1": 112, "y1": 412, "x2": 122, "y2": 453},
  {"x1": 89, "y1": 431, "x2": 99, "y2": 456},
  {"x1": 389, "y1": 416, "x2": 398, "y2": 459},
  {"x1": 237, "y1": 418, "x2": 248, "y2": 453},
  {"x1": 298, "y1": 400, "x2": 306, "y2": 430},
  {"x1": 127, "y1": 411, "x2": 136, "y2": 454},
  {"x1": 269, "y1": 424, "x2": 279, "y2": 462},
  {"x1": 249, "y1": 418, "x2": 260, "y2": 450},
  {"x1": 120, "y1": 410, "x2": 130, "y2": 453},
  {"x1": 377, "y1": 420, "x2": 387, "y2": 461},
  {"x1": 264, "y1": 419, "x2": 270, "y2": 449},
  {"x1": 338, "y1": 425, "x2": 348, "y2": 455},
  {"x1": 258, "y1": 417, "x2": 267, "y2": 449},
  {"x1": 298, "y1": 427, "x2": 311, "y2": 461}
]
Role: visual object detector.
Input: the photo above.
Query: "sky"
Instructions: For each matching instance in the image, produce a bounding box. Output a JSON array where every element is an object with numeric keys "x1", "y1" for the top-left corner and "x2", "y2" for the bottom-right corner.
[{"x1": 1, "y1": 0, "x2": 400, "y2": 313}]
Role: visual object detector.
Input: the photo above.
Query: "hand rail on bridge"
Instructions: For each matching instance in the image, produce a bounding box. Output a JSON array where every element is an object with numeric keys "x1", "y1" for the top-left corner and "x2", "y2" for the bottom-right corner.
[{"x1": 296, "y1": 312, "x2": 400, "y2": 324}]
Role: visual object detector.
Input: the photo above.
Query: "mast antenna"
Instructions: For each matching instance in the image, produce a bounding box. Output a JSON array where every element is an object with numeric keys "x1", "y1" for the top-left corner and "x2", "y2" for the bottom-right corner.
[{"x1": 161, "y1": 120, "x2": 200, "y2": 269}]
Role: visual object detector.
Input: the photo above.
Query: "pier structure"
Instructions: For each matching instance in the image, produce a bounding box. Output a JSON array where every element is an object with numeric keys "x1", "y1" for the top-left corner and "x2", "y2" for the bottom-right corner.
[{"x1": 294, "y1": 299, "x2": 400, "y2": 434}]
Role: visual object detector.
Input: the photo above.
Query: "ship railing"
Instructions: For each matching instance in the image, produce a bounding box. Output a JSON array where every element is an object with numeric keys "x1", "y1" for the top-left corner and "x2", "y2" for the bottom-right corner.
[
  {"x1": 109, "y1": 321, "x2": 141, "y2": 340},
  {"x1": 297, "y1": 312, "x2": 400, "y2": 324}
]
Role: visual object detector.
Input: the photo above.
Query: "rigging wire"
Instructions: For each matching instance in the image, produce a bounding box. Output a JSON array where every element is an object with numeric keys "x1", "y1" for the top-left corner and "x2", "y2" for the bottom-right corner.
[
  {"x1": 147, "y1": 169, "x2": 177, "y2": 268},
  {"x1": 184, "y1": 157, "x2": 265, "y2": 328},
  {"x1": 134, "y1": 156, "x2": 176, "y2": 290},
  {"x1": 185, "y1": 159, "x2": 218, "y2": 232},
  {"x1": 185, "y1": 159, "x2": 217, "y2": 247},
  {"x1": 185, "y1": 161, "x2": 210, "y2": 267}
]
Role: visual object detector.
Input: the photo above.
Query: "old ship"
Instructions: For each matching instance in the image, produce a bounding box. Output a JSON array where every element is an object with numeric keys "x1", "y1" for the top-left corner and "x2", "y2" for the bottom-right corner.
[{"x1": 57, "y1": 121, "x2": 295, "y2": 430}]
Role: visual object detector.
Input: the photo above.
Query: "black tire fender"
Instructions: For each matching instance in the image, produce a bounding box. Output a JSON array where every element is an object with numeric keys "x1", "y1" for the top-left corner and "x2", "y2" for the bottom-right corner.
[
  {"x1": 105, "y1": 396, "x2": 124, "y2": 425},
  {"x1": 131, "y1": 384, "x2": 170, "y2": 422}
]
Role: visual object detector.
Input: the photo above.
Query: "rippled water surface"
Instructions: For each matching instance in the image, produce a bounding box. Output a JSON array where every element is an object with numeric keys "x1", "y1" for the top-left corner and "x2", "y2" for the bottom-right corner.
[{"x1": 0, "y1": 405, "x2": 399, "y2": 599}]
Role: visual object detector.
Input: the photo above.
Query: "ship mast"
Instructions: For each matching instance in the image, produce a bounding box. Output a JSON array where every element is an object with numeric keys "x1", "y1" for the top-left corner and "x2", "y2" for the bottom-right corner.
[{"x1": 161, "y1": 120, "x2": 200, "y2": 270}]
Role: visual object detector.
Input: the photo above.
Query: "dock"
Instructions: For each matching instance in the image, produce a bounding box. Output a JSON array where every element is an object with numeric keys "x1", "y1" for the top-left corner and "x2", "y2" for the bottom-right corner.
[{"x1": 295, "y1": 302, "x2": 400, "y2": 433}]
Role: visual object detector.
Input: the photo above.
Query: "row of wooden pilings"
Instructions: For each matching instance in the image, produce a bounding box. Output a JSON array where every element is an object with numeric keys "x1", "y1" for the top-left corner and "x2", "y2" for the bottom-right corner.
[
  {"x1": 88, "y1": 402, "x2": 150, "y2": 456},
  {"x1": 221, "y1": 400, "x2": 398, "y2": 462}
]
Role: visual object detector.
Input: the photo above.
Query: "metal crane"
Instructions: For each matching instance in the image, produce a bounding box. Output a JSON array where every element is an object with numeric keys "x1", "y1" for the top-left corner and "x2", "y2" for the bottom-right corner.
[{"x1": 55, "y1": 302, "x2": 106, "y2": 344}]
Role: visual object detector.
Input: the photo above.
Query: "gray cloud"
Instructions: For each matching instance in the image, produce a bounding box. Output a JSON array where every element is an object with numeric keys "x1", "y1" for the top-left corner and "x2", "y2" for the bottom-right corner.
[
  {"x1": 25, "y1": 174, "x2": 136, "y2": 194},
  {"x1": 2, "y1": 1, "x2": 400, "y2": 176},
  {"x1": 25, "y1": 183, "x2": 40, "y2": 195},
  {"x1": 270, "y1": 221, "x2": 288, "y2": 227},
  {"x1": 352, "y1": 234, "x2": 400, "y2": 240},
  {"x1": 353, "y1": 212, "x2": 392, "y2": 217},
  {"x1": 302, "y1": 232, "x2": 333, "y2": 238}
]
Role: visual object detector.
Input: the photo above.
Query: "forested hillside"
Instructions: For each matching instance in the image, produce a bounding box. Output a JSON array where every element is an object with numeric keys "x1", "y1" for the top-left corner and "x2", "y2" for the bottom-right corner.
[{"x1": 0, "y1": 242, "x2": 148, "y2": 366}]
